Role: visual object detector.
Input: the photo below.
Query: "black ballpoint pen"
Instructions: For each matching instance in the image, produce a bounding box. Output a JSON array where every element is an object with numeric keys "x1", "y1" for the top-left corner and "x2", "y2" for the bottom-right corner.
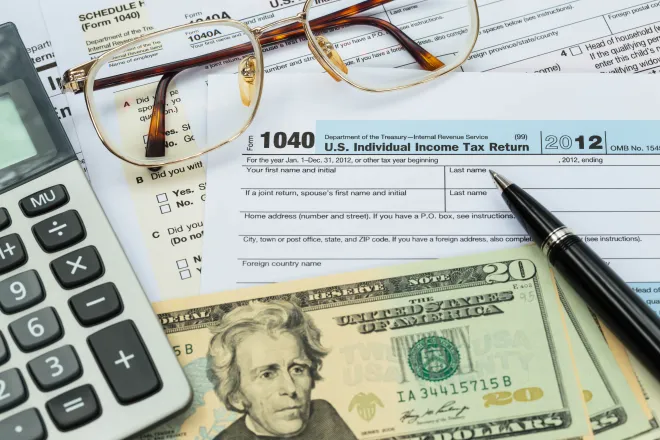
[{"x1": 489, "y1": 170, "x2": 660, "y2": 379}]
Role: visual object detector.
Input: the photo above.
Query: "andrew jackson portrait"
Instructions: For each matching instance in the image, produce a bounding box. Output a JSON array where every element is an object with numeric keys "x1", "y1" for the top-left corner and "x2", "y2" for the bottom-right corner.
[{"x1": 206, "y1": 300, "x2": 357, "y2": 440}]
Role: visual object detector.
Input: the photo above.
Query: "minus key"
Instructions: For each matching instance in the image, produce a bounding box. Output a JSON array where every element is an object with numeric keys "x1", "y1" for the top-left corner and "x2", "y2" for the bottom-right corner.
[{"x1": 69, "y1": 283, "x2": 123, "y2": 327}]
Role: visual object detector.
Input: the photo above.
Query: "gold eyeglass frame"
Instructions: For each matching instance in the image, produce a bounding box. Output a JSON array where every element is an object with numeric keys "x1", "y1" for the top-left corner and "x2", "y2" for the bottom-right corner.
[{"x1": 61, "y1": 0, "x2": 480, "y2": 168}]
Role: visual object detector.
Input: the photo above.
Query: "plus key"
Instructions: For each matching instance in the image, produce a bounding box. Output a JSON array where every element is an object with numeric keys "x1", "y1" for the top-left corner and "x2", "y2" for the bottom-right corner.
[
  {"x1": 0, "y1": 234, "x2": 27, "y2": 276},
  {"x1": 88, "y1": 321, "x2": 161, "y2": 404}
]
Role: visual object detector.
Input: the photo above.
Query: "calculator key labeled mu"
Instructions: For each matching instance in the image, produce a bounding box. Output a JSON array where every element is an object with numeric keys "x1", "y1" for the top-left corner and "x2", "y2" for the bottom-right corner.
[{"x1": 19, "y1": 185, "x2": 69, "y2": 218}]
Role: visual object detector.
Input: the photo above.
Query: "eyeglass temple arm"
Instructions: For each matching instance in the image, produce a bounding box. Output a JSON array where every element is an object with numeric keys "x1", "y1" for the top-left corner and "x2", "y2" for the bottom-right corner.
[
  {"x1": 145, "y1": 72, "x2": 177, "y2": 160},
  {"x1": 92, "y1": 0, "x2": 444, "y2": 92}
]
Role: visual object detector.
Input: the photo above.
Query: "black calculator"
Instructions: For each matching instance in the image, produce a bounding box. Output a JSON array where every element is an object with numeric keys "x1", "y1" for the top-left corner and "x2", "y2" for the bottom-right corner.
[{"x1": 0, "y1": 23, "x2": 192, "y2": 439}]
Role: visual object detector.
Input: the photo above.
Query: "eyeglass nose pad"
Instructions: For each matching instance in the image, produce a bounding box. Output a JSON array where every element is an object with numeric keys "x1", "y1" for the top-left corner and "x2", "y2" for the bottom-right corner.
[
  {"x1": 309, "y1": 36, "x2": 348, "y2": 82},
  {"x1": 238, "y1": 55, "x2": 257, "y2": 107}
]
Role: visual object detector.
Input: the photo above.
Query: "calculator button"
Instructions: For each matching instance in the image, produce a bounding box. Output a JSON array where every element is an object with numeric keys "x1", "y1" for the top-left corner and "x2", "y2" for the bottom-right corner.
[
  {"x1": 0, "y1": 234, "x2": 27, "y2": 276},
  {"x1": 88, "y1": 320, "x2": 161, "y2": 404},
  {"x1": 32, "y1": 210, "x2": 85, "y2": 253},
  {"x1": 28, "y1": 345, "x2": 82, "y2": 392},
  {"x1": 9, "y1": 308, "x2": 63, "y2": 352},
  {"x1": 19, "y1": 185, "x2": 69, "y2": 218},
  {"x1": 0, "y1": 271, "x2": 45, "y2": 314},
  {"x1": 0, "y1": 369, "x2": 28, "y2": 413},
  {"x1": 69, "y1": 283, "x2": 123, "y2": 327},
  {"x1": 0, "y1": 333, "x2": 8, "y2": 366},
  {"x1": 0, "y1": 209, "x2": 10, "y2": 232},
  {"x1": 50, "y1": 246, "x2": 104, "y2": 289},
  {"x1": 46, "y1": 384, "x2": 100, "y2": 431},
  {"x1": 0, "y1": 408, "x2": 46, "y2": 440}
]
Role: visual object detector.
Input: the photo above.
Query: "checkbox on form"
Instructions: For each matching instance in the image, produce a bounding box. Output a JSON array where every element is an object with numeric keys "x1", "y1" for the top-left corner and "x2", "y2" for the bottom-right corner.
[{"x1": 570, "y1": 46, "x2": 583, "y2": 56}]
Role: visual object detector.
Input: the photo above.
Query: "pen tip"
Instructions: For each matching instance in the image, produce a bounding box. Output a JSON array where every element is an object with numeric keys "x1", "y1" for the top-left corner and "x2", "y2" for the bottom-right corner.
[{"x1": 489, "y1": 170, "x2": 513, "y2": 191}]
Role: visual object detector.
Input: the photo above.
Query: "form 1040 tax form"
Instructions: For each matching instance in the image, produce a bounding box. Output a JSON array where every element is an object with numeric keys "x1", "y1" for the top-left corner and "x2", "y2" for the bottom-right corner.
[{"x1": 202, "y1": 72, "x2": 660, "y2": 319}]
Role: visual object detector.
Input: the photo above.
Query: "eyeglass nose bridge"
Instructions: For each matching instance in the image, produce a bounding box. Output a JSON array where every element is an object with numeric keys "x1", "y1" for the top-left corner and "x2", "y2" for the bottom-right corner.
[{"x1": 250, "y1": 12, "x2": 343, "y2": 82}]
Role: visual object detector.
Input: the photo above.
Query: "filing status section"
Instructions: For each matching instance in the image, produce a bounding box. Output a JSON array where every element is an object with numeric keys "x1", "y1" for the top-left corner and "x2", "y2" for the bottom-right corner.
[{"x1": 235, "y1": 120, "x2": 660, "y2": 313}]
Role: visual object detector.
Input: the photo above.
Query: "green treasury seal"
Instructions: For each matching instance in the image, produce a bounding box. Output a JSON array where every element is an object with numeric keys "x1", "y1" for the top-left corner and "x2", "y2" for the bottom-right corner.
[{"x1": 408, "y1": 336, "x2": 460, "y2": 382}]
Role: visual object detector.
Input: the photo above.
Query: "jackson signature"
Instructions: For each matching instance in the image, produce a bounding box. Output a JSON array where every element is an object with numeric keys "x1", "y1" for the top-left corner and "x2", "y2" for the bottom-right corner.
[{"x1": 400, "y1": 401, "x2": 470, "y2": 423}]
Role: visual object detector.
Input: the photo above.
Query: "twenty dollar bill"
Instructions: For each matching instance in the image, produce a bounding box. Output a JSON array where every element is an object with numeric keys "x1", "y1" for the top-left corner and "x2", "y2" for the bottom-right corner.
[{"x1": 142, "y1": 246, "x2": 591, "y2": 440}]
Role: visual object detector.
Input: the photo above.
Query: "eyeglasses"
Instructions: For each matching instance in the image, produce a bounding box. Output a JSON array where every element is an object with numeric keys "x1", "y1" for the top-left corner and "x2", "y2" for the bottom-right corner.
[{"x1": 61, "y1": 0, "x2": 479, "y2": 168}]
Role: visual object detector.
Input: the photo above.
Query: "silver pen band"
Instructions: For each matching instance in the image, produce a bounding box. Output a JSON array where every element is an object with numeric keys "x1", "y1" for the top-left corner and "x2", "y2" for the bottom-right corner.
[{"x1": 541, "y1": 226, "x2": 576, "y2": 256}]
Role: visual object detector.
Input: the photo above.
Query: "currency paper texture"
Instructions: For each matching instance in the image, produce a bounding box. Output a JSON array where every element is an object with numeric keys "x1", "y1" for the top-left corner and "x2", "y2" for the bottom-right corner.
[
  {"x1": 628, "y1": 356, "x2": 660, "y2": 440},
  {"x1": 144, "y1": 246, "x2": 591, "y2": 440},
  {"x1": 597, "y1": 324, "x2": 660, "y2": 440},
  {"x1": 556, "y1": 276, "x2": 651, "y2": 439}
]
